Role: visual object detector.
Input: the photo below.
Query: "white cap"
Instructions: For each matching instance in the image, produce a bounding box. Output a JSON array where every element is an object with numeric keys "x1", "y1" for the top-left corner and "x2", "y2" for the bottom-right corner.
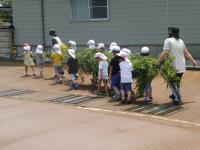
[
  {"x1": 141, "y1": 47, "x2": 150, "y2": 54},
  {"x1": 87, "y1": 40, "x2": 96, "y2": 49},
  {"x1": 117, "y1": 51, "x2": 128, "y2": 57},
  {"x1": 36, "y1": 45, "x2": 43, "y2": 54},
  {"x1": 121, "y1": 48, "x2": 131, "y2": 56},
  {"x1": 97, "y1": 43, "x2": 105, "y2": 49},
  {"x1": 95, "y1": 52, "x2": 107, "y2": 60},
  {"x1": 87, "y1": 40, "x2": 95, "y2": 45},
  {"x1": 109, "y1": 42, "x2": 118, "y2": 50},
  {"x1": 69, "y1": 40, "x2": 76, "y2": 46},
  {"x1": 68, "y1": 49, "x2": 76, "y2": 59},
  {"x1": 53, "y1": 44, "x2": 62, "y2": 54},
  {"x1": 111, "y1": 45, "x2": 120, "y2": 52},
  {"x1": 117, "y1": 51, "x2": 130, "y2": 62},
  {"x1": 23, "y1": 43, "x2": 31, "y2": 51}
]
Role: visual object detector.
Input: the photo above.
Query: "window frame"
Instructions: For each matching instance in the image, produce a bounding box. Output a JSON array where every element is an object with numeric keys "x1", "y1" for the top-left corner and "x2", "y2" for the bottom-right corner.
[{"x1": 70, "y1": 0, "x2": 110, "y2": 22}]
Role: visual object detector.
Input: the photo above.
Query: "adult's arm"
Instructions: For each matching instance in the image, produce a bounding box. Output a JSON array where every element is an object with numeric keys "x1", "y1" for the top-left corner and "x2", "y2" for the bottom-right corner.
[
  {"x1": 158, "y1": 51, "x2": 169, "y2": 64},
  {"x1": 184, "y1": 48, "x2": 197, "y2": 67}
]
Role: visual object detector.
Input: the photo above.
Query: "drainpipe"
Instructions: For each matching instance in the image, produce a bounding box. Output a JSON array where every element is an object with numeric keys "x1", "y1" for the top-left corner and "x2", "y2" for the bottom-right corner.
[{"x1": 41, "y1": 0, "x2": 46, "y2": 47}]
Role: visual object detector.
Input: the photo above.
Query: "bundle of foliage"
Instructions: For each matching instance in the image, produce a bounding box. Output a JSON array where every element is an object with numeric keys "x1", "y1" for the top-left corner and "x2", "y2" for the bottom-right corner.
[
  {"x1": 76, "y1": 49, "x2": 112, "y2": 81},
  {"x1": 158, "y1": 59, "x2": 179, "y2": 87},
  {"x1": 130, "y1": 55, "x2": 159, "y2": 96}
]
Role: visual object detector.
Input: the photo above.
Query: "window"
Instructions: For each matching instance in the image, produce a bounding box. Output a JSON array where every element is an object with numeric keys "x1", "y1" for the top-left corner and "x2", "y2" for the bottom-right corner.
[{"x1": 71, "y1": 0, "x2": 109, "y2": 21}]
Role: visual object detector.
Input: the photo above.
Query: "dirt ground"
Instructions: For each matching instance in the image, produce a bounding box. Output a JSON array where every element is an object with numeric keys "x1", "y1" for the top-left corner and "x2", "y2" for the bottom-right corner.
[{"x1": 0, "y1": 62, "x2": 200, "y2": 123}]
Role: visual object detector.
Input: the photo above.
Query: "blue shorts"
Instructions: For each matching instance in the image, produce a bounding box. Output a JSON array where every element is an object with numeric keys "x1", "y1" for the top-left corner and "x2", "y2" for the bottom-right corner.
[
  {"x1": 70, "y1": 74, "x2": 78, "y2": 81},
  {"x1": 120, "y1": 83, "x2": 132, "y2": 92},
  {"x1": 144, "y1": 81, "x2": 152, "y2": 92},
  {"x1": 111, "y1": 73, "x2": 120, "y2": 90}
]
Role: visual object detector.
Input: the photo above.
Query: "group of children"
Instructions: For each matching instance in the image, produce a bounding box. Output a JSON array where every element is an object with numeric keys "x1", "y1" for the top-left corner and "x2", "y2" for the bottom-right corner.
[
  {"x1": 22, "y1": 37, "x2": 153, "y2": 103},
  {"x1": 86, "y1": 40, "x2": 153, "y2": 103}
]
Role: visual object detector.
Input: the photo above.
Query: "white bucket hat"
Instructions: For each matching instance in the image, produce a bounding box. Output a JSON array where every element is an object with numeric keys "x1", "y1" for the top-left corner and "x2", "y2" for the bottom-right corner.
[
  {"x1": 87, "y1": 40, "x2": 96, "y2": 49},
  {"x1": 68, "y1": 49, "x2": 76, "y2": 59},
  {"x1": 109, "y1": 42, "x2": 118, "y2": 50},
  {"x1": 141, "y1": 46, "x2": 150, "y2": 54},
  {"x1": 69, "y1": 40, "x2": 77, "y2": 51},
  {"x1": 53, "y1": 44, "x2": 62, "y2": 54},
  {"x1": 69, "y1": 40, "x2": 76, "y2": 46},
  {"x1": 23, "y1": 43, "x2": 31, "y2": 51},
  {"x1": 36, "y1": 45, "x2": 43, "y2": 54},
  {"x1": 111, "y1": 45, "x2": 120, "y2": 52},
  {"x1": 95, "y1": 52, "x2": 107, "y2": 60},
  {"x1": 121, "y1": 48, "x2": 131, "y2": 56},
  {"x1": 97, "y1": 43, "x2": 105, "y2": 49},
  {"x1": 117, "y1": 51, "x2": 130, "y2": 62}
]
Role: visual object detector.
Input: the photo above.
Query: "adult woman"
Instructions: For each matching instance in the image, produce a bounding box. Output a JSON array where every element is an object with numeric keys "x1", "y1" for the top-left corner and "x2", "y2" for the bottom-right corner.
[{"x1": 158, "y1": 27, "x2": 197, "y2": 105}]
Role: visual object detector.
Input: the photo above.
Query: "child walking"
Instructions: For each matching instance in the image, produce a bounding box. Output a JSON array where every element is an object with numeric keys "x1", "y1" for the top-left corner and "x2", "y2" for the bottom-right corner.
[
  {"x1": 118, "y1": 49, "x2": 133, "y2": 103},
  {"x1": 141, "y1": 47, "x2": 153, "y2": 103},
  {"x1": 23, "y1": 43, "x2": 36, "y2": 77},
  {"x1": 95, "y1": 52, "x2": 109, "y2": 96},
  {"x1": 109, "y1": 45, "x2": 121, "y2": 100},
  {"x1": 69, "y1": 40, "x2": 77, "y2": 51},
  {"x1": 67, "y1": 49, "x2": 79, "y2": 90},
  {"x1": 35, "y1": 45, "x2": 45, "y2": 78},
  {"x1": 51, "y1": 44, "x2": 63, "y2": 84}
]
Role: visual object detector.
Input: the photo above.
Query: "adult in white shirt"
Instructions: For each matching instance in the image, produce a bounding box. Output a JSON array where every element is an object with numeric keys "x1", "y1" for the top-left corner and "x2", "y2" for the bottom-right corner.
[{"x1": 158, "y1": 27, "x2": 197, "y2": 105}]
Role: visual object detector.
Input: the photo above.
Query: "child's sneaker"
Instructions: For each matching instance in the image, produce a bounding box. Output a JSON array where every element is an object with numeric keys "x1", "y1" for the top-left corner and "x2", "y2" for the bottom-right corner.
[
  {"x1": 59, "y1": 79, "x2": 62, "y2": 84},
  {"x1": 33, "y1": 73, "x2": 37, "y2": 77},
  {"x1": 121, "y1": 97, "x2": 126, "y2": 103},
  {"x1": 126, "y1": 97, "x2": 132, "y2": 104},
  {"x1": 22, "y1": 73, "x2": 28, "y2": 77},
  {"x1": 144, "y1": 97, "x2": 152, "y2": 104},
  {"x1": 112, "y1": 94, "x2": 120, "y2": 100}
]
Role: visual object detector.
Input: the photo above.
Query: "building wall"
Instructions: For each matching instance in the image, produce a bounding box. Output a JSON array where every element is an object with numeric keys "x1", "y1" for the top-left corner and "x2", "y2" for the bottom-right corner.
[
  {"x1": 12, "y1": 0, "x2": 43, "y2": 45},
  {"x1": 12, "y1": 0, "x2": 200, "y2": 57}
]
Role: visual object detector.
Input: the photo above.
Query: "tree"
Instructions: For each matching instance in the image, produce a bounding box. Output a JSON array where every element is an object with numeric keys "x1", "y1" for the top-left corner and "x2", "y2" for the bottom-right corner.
[
  {"x1": 0, "y1": 0, "x2": 12, "y2": 7},
  {"x1": 0, "y1": 0, "x2": 12, "y2": 25}
]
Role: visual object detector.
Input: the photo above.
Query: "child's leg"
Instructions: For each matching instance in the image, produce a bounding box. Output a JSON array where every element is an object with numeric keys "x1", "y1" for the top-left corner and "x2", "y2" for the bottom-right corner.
[
  {"x1": 39, "y1": 66, "x2": 43, "y2": 77},
  {"x1": 120, "y1": 83, "x2": 126, "y2": 102},
  {"x1": 103, "y1": 80, "x2": 109, "y2": 95},
  {"x1": 31, "y1": 66, "x2": 36, "y2": 76},
  {"x1": 111, "y1": 73, "x2": 120, "y2": 99},
  {"x1": 126, "y1": 83, "x2": 132, "y2": 102},
  {"x1": 97, "y1": 79, "x2": 102, "y2": 91},
  {"x1": 71, "y1": 74, "x2": 78, "y2": 89},
  {"x1": 25, "y1": 66, "x2": 28, "y2": 74}
]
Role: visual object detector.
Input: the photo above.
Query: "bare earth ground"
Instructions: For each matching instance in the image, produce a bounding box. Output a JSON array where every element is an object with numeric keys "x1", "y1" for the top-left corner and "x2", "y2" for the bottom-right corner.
[
  {"x1": 0, "y1": 64, "x2": 199, "y2": 123},
  {"x1": 0, "y1": 63, "x2": 200, "y2": 150}
]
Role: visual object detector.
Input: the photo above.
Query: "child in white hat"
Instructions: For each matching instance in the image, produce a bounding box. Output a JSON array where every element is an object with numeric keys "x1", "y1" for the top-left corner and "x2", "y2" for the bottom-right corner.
[
  {"x1": 23, "y1": 43, "x2": 36, "y2": 77},
  {"x1": 87, "y1": 40, "x2": 96, "y2": 49},
  {"x1": 117, "y1": 49, "x2": 133, "y2": 103},
  {"x1": 35, "y1": 45, "x2": 45, "y2": 78},
  {"x1": 141, "y1": 46, "x2": 153, "y2": 103},
  {"x1": 109, "y1": 42, "x2": 118, "y2": 51},
  {"x1": 109, "y1": 45, "x2": 121, "y2": 100},
  {"x1": 95, "y1": 52, "x2": 109, "y2": 95},
  {"x1": 97, "y1": 43, "x2": 105, "y2": 51},
  {"x1": 69, "y1": 40, "x2": 77, "y2": 51},
  {"x1": 51, "y1": 44, "x2": 63, "y2": 84},
  {"x1": 67, "y1": 49, "x2": 79, "y2": 90}
]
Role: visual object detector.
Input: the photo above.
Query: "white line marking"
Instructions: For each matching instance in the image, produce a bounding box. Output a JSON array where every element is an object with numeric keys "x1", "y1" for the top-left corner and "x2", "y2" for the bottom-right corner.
[
  {"x1": 132, "y1": 105, "x2": 153, "y2": 111},
  {"x1": 62, "y1": 96, "x2": 87, "y2": 103},
  {"x1": 77, "y1": 106, "x2": 200, "y2": 128},
  {"x1": 155, "y1": 106, "x2": 178, "y2": 115}
]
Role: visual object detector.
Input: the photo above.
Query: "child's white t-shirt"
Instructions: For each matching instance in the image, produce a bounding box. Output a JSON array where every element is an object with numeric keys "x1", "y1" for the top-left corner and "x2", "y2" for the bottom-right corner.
[
  {"x1": 98, "y1": 60, "x2": 109, "y2": 80},
  {"x1": 119, "y1": 61, "x2": 133, "y2": 83}
]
